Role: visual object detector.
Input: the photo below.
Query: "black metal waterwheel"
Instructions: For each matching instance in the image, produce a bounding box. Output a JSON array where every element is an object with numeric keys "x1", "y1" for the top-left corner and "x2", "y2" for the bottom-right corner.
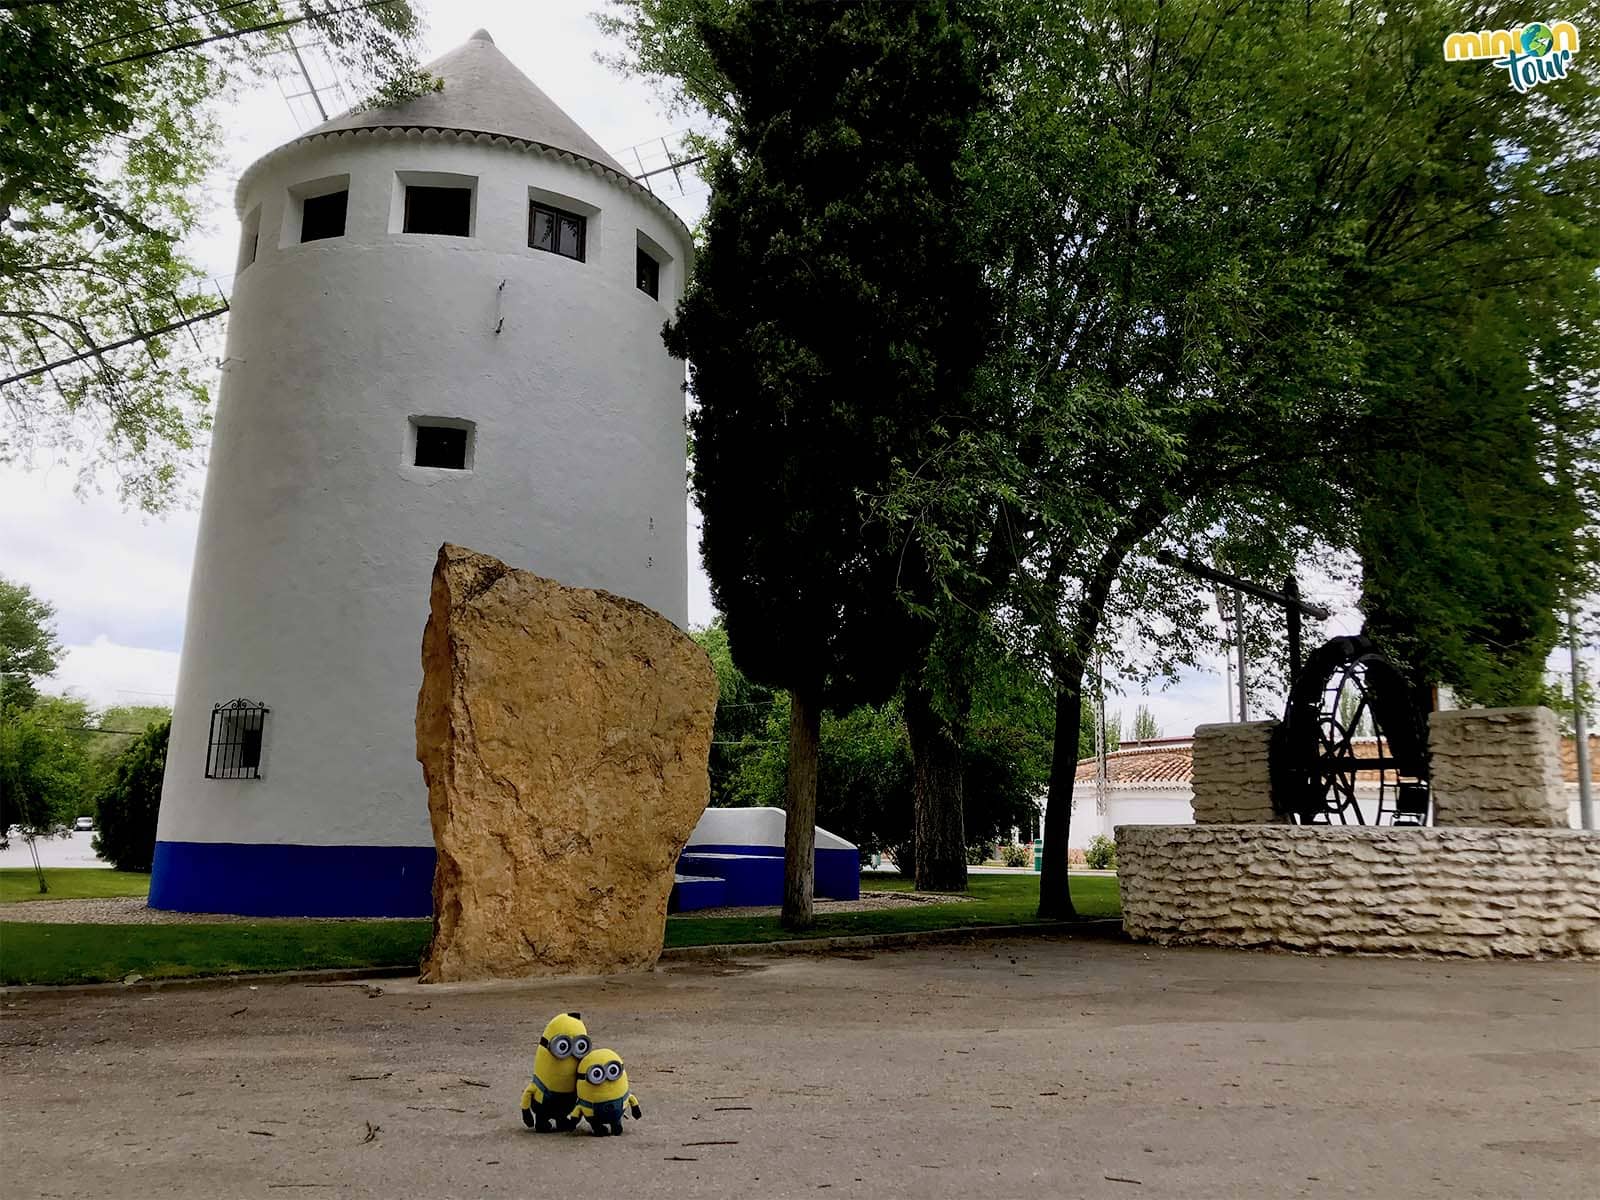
[{"x1": 1271, "y1": 636, "x2": 1431, "y2": 826}]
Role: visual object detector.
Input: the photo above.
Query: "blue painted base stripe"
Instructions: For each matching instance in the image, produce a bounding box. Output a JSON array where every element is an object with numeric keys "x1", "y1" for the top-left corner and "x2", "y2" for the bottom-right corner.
[{"x1": 150, "y1": 841, "x2": 435, "y2": 918}]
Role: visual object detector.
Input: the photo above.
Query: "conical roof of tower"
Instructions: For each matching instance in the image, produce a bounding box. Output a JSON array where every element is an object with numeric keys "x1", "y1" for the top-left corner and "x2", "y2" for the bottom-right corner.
[{"x1": 307, "y1": 30, "x2": 629, "y2": 176}]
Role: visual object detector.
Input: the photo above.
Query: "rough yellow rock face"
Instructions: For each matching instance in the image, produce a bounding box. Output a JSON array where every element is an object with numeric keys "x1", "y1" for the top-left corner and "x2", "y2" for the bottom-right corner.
[{"x1": 416, "y1": 545, "x2": 716, "y2": 983}]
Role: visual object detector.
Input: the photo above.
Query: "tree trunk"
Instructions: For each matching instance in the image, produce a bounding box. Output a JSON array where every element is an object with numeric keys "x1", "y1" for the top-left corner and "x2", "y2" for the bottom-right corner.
[
  {"x1": 782, "y1": 687, "x2": 821, "y2": 930},
  {"x1": 1037, "y1": 664, "x2": 1084, "y2": 920},
  {"x1": 905, "y1": 683, "x2": 967, "y2": 893},
  {"x1": 26, "y1": 834, "x2": 47, "y2": 894}
]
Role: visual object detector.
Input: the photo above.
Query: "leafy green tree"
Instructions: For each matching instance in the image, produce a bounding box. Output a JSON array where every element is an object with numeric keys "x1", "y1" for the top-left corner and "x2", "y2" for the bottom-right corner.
[
  {"x1": 1359, "y1": 297, "x2": 1599, "y2": 709},
  {"x1": 0, "y1": 695, "x2": 95, "y2": 892},
  {"x1": 0, "y1": 576, "x2": 61, "y2": 710},
  {"x1": 93, "y1": 716, "x2": 168, "y2": 872},
  {"x1": 613, "y1": 0, "x2": 1599, "y2": 923},
  {"x1": 886, "y1": 1, "x2": 1599, "y2": 919},
  {"x1": 1, "y1": 1, "x2": 429, "y2": 510},
  {"x1": 1128, "y1": 705, "x2": 1160, "y2": 743},
  {"x1": 728, "y1": 692, "x2": 1038, "y2": 876},
  {"x1": 665, "y1": 0, "x2": 988, "y2": 927},
  {"x1": 693, "y1": 622, "x2": 776, "y2": 806}
]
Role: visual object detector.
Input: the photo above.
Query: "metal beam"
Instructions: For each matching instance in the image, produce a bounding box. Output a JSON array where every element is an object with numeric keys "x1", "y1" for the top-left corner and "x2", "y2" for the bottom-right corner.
[{"x1": 1155, "y1": 550, "x2": 1332, "y2": 619}]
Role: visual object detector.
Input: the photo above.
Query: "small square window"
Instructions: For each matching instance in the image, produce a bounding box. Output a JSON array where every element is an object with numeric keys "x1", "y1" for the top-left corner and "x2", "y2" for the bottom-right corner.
[
  {"x1": 206, "y1": 699, "x2": 268, "y2": 780},
  {"x1": 636, "y1": 247, "x2": 660, "y2": 299},
  {"x1": 301, "y1": 189, "x2": 348, "y2": 242},
  {"x1": 405, "y1": 186, "x2": 472, "y2": 236},
  {"x1": 529, "y1": 202, "x2": 586, "y2": 261},
  {"x1": 414, "y1": 423, "x2": 469, "y2": 469}
]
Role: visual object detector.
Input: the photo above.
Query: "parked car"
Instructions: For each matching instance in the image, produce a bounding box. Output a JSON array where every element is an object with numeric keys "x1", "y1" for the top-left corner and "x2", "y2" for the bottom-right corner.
[{"x1": 73, "y1": 816, "x2": 95, "y2": 833}]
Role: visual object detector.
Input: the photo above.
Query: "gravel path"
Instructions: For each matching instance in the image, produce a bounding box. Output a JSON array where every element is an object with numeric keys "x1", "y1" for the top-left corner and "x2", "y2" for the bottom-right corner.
[
  {"x1": 679, "y1": 889, "x2": 973, "y2": 920},
  {"x1": 1, "y1": 890, "x2": 973, "y2": 925},
  {"x1": 0, "y1": 897, "x2": 419, "y2": 925}
]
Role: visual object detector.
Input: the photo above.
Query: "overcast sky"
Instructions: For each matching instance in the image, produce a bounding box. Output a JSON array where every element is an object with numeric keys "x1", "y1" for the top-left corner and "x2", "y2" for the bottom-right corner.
[{"x1": 3, "y1": 1, "x2": 1587, "y2": 738}]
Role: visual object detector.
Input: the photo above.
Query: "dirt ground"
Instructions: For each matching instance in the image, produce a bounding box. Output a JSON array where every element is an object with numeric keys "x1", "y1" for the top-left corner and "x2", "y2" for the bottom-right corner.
[{"x1": 3, "y1": 935, "x2": 1596, "y2": 1199}]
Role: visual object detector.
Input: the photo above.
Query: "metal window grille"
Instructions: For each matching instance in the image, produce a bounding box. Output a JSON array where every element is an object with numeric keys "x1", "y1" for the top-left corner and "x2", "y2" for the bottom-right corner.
[{"x1": 206, "y1": 699, "x2": 269, "y2": 779}]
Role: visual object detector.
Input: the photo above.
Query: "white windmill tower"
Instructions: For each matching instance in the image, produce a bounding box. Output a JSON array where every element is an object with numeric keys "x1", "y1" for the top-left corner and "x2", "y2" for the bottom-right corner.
[{"x1": 151, "y1": 31, "x2": 693, "y2": 916}]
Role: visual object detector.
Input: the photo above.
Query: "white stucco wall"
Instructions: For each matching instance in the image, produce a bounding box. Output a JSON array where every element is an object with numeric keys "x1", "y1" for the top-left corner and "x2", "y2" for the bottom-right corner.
[{"x1": 158, "y1": 129, "x2": 692, "y2": 848}]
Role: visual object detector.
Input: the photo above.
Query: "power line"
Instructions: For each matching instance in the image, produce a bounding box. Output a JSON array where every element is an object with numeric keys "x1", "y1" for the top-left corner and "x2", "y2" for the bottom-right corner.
[
  {"x1": 95, "y1": 0, "x2": 403, "y2": 69},
  {"x1": 1, "y1": 304, "x2": 228, "y2": 387},
  {"x1": 83, "y1": 0, "x2": 263, "y2": 52}
]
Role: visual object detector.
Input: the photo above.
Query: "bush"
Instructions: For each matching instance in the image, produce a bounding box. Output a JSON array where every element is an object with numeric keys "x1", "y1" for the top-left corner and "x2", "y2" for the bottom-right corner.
[
  {"x1": 1084, "y1": 834, "x2": 1116, "y2": 871},
  {"x1": 889, "y1": 840, "x2": 916, "y2": 879},
  {"x1": 93, "y1": 719, "x2": 168, "y2": 872},
  {"x1": 1001, "y1": 843, "x2": 1031, "y2": 868},
  {"x1": 966, "y1": 842, "x2": 992, "y2": 866}
]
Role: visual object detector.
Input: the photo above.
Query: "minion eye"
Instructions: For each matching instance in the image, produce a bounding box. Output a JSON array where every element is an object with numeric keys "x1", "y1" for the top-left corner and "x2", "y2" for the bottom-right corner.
[
  {"x1": 605, "y1": 1062, "x2": 622, "y2": 1081},
  {"x1": 573, "y1": 1036, "x2": 591, "y2": 1057},
  {"x1": 588, "y1": 1065, "x2": 606, "y2": 1085},
  {"x1": 551, "y1": 1036, "x2": 571, "y2": 1057}
]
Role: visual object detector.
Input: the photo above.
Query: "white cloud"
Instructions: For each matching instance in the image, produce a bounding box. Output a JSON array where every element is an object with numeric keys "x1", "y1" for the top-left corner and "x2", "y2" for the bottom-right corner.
[
  {"x1": 47, "y1": 638, "x2": 181, "y2": 711},
  {"x1": 0, "y1": 463, "x2": 199, "y2": 651}
]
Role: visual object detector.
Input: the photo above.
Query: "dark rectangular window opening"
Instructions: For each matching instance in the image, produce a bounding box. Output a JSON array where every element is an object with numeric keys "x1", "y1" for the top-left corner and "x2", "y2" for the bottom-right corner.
[
  {"x1": 301, "y1": 189, "x2": 349, "y2": 242},
  {"x1": 529, "y1": 202, "x2": 586, "y2": 261},
  {"x1": 206, "y1": 699, "x2": 268, "y2": 780},
  {"x1": 636, "y1": 247, "x2": 660, "y2": 299},
  {"x1": 414, "y1": 423, "x2": 469, "y2": 469},
  {"x1": 404, "y1": 186, "x2": 472, "y2": 236}
]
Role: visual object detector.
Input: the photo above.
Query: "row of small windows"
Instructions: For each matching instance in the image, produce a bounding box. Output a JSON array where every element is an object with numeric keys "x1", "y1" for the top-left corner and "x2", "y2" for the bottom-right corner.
[{"x1": 241, "y1": 177, "x2": 668, "y2": 300}]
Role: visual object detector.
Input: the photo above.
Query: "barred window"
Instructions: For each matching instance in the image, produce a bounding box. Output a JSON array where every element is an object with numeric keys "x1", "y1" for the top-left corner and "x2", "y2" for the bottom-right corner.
[{"x1": 206, "y1": 699, "x2": 269, "y2": 779}]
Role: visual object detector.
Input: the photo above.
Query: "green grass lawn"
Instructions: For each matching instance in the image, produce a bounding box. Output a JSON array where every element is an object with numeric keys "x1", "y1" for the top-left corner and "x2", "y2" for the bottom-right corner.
[
  {"x1": 0, "y1": 872, "x2": 1117, "y2": 986},
  {"x1": 665, "y1": 872, "x2": 1118, "y2": 948},
  {"x1": 0, "y1": 921, "x2": 434, "y2": 986},
  {"x1": 0, "y1": 868, "x2": 152, "y2": 904}
]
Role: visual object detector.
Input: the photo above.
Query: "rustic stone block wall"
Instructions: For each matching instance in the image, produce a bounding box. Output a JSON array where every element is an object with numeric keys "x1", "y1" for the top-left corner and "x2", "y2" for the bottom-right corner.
[
  {"x1": 1117, "y1": 824, "x2": 1600, "y2": 958},
  {"x1": 1190, "y1": 721, "x2": 1281, "y2": 824},
  {"x1": 1430, "y1": 707, "x2": 1566, "y2": 829}
]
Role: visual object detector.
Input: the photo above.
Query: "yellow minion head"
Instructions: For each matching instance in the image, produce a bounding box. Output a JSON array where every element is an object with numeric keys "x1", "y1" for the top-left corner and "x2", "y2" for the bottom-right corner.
[
  {"x1": 533, "y1": 1012, "x2": 590, "y2": 1091},
  {"x1": 575, "y1": 1047, "x2": 630, "y2": 1104}
]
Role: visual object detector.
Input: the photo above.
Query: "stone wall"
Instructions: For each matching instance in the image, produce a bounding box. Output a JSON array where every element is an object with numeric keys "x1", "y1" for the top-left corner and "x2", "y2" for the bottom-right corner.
[
  {"x1": 1117, "y1": 824, "x2": 1600, "y2": 958},
  {"x1": 1190, "y1": 721, "x2": 1281, "y2": 824},
  {"x1": 1430, "y1": 707, "x2": 1566, "y2": 828}
]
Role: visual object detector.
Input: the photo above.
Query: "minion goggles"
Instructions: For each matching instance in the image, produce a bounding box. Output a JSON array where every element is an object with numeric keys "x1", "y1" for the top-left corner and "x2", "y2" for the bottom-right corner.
[{"x1": 540, "y1": 1033, "x2": 592, "y2": 1059}]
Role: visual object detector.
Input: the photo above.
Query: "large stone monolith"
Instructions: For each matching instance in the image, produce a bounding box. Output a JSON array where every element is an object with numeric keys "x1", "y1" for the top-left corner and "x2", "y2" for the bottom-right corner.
[{"x1": 416, "y1": 545, "x2": 716, "y2": 982}]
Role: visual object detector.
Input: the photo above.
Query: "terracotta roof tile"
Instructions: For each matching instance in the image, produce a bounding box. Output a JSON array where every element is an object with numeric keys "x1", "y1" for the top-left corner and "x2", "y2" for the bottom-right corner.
[{"x1": 1074, "y1": 733, "x2": 1595, "y2": 788}]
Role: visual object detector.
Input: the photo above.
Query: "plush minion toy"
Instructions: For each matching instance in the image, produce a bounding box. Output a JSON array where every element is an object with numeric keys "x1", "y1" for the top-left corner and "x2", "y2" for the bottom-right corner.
[
  {"x1": 569, "y1": 1048, "x2": 642, "y2": 1136},
  {"x1": 520, "y1": 1012, "x2": 591, "y2": 1132}
]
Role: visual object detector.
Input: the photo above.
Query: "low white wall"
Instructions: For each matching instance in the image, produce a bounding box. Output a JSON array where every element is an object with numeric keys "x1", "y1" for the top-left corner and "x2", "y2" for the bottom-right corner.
[{"x1": 1117, "y1": 824, "x2": 1600, "y2": 958}]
